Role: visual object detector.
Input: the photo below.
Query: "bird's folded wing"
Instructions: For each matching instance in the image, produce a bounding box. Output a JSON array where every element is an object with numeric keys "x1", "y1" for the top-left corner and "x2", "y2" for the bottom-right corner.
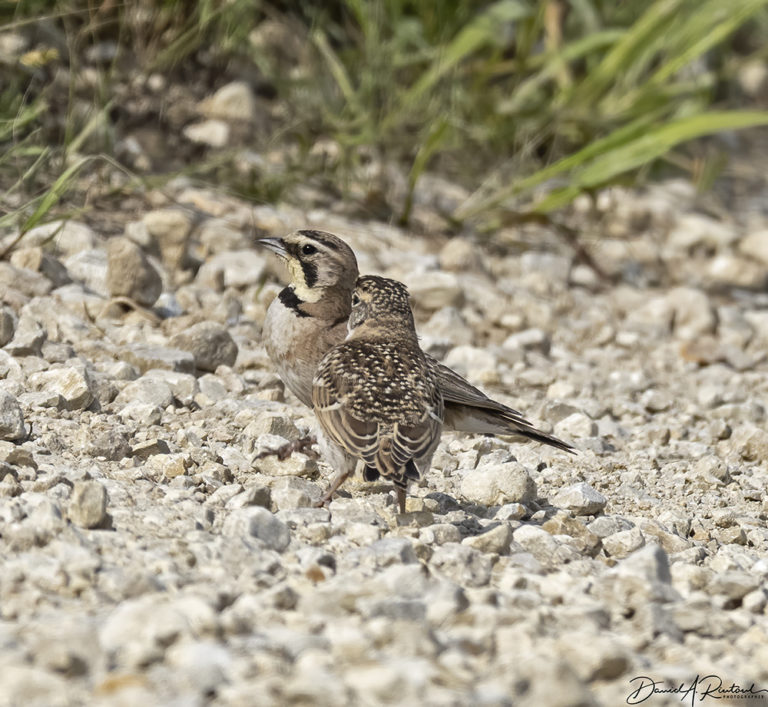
[
  {"x1": 312, "y1": 376, "x2": 379, "y2": 459},
  {"x1": 387, "y1": 373, "x2": 443, "y2": 467}
]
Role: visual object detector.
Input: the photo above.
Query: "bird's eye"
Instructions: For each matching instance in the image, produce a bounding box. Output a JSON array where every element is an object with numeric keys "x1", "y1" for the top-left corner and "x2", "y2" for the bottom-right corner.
[
  {"x1": 301, "y1": 243, "x2": 317, "y2": 256},
  {"x1": 351, "y1": 293, "x2": 361, "y2": 306}
]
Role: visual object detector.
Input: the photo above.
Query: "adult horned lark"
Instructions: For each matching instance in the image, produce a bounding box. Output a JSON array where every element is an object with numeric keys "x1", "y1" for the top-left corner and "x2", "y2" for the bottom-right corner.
[
  {"x1": 259, "y1": 229, "x2": 572, "y2": 453},
  {"x1": 260, "y1": 230, "x2": 359, "y2": 407},
  {"x1": 312, "y1": 276, "x2": 443, "y2": 512}
]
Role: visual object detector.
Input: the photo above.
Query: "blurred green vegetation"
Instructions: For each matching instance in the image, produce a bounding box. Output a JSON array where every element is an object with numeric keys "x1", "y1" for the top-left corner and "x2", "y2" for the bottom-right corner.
[{"x1": 2, "y1": 0, "x2": 768, "y2": 235}]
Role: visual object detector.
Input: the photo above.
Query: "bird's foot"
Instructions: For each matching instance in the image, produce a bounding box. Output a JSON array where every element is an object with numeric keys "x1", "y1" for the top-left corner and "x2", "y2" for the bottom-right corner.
[
  {"x1": 312, "y1": 496, "x2": 331, "y2": 509},
  {"x1": 314, "y1": 469, "x2": 352, "y2": 509}
]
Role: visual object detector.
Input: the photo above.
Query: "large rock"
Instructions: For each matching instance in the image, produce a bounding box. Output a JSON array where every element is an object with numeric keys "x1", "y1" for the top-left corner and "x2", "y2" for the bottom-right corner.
[
  {"x1": 4, "y1": 311, "x2": 46, "y2": 356},
  {"x1": 614, "y1": 543, "x2": 672, "y2": 584},
  {"x1": 68, "y1": 480, "x2": 109, "y2": 528},
  {"x1": 512, "y1": 524, "x2": 562, "y2": 563},
  {"x1": 404, "y1": 271, "x2": 464, "y2": 310},
  {"x1": 729, "y1": 423, "x2": 768, "y2": 461},
  {"x1": 460, "y1": 463, "x2": 536, "y2": 506},
  {"x1": 29, "y1": 366, "x2": 95, "y2": 411},
  {"x1": 114, "y1": 375, "x2": 174, "y2": 408},
  {"x1": 0, "y1": 664, "x2": 70, "y2": 707},
  {"x1": 170, "y1": 321, "x2": 238, "y2": 372},
  {"x1": 198, "y1": 81, "x2": 257, "y2": 122},
  {"x1": 554, "y1": 412, "x2": 597, "y2": 439},
  {"x1": 705, "y1": 255, "x2": 767, "y2": 289},
  {"x1": 141, "y1": 369, "x2": 199, "y2": 405},
  {"x1": 666, "y1": 287, "x2": 716, "y2": 340},
  {"x1": 552, "y1": 482, "x2": 607, "y2": 516},
  {"x1": 165, "y1": 639, "x2": 232, "y2": 695},
  {"x1": 100, "y1": 594, "x2": 217, "y2": 669},
  {"x1": 0, "y1": 391, "x2": 26, "y2": 441},
  {"x1": 183, "y1": 119, "x2": 230, "y2": 148},
  {"x1": 0, "y1": 262, "x2": 54, "y2": 298},
  {"x1": 121, "y1": 344, "x2": 195, "y2": 374},
  {"x1": 196, "y1": 250, "x2": 267, "y2": 290},
  {"x1": 738, "y1": 228, "x2": 768, "y2": 266},
  {"x1": 667, "y1": 213, "x2": 738, "y2": 251},
  {"x1": 64, "y1": 249, "x2": 109, "y2": 296},
  {"x1": 0, "y1": 441, "x2": 35, "y2": 468},
  {"x1": 602, "y1": 528, "x2": 645, "y2": 558},
  {"x1": 429, "y1": 543, "x2": 492, "y2": 587},
  {"x1": 222, "y1": 506, "x2": 291, "y2": 552},
  {"x1": 143, "y1": 209, "x2": 194, "y2": 270},
  {"x1": 0, "y1": 307, "x2": 15, "y2": 347},
  {"x1": 439, "y1": 237, "x2": 483, "y2": 272},
  {"x1": 22, "y1": 219, "x2": 98, "y2": 256},
  {"x1": 9, "y1": 247, "x2": 70, "y2": 288},
  {"x1": 106, "y1": 236, "x2": 163, "y2": 307},
  {"x1": 462, "y1": 523, "x2": 512, "y2": 554}
]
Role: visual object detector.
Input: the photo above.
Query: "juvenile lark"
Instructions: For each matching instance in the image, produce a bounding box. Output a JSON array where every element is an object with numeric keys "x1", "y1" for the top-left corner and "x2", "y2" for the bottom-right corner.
[
  {"x1": 259, "y1": 230, "x2": 572, "y2": 452},
  {"x1": 312, "y1": 276, "x2": 443, "y2": 511}
]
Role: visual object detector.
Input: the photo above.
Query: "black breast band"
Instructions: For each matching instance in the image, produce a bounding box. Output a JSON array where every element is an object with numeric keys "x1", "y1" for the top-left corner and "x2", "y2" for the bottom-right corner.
[{"x1": 279, "y1": 287, "x2": 310, "y2": 317}]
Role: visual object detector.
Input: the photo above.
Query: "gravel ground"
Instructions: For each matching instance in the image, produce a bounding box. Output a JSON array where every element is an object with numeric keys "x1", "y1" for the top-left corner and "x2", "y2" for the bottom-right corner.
[{"x1": 0, "y1": 177, "x2": 767, "y2": 707}]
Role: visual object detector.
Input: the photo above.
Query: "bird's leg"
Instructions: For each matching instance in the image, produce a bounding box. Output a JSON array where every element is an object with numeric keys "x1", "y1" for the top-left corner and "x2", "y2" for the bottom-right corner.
[
  {"x1": 315, "y1": 470, "x2": 351, "y2": 507},
  {"x1": 314, "y1": 460, "x2": 362, "y2": 508},
  {"x1": 396, "y1": 486, "x2": 406, "y2": 514}
]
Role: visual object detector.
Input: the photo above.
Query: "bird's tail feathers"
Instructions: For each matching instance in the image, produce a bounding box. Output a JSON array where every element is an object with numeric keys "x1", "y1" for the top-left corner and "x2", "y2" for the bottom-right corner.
[{"x1": 443, "y1": 405, "x2": 575, "y2": 454}]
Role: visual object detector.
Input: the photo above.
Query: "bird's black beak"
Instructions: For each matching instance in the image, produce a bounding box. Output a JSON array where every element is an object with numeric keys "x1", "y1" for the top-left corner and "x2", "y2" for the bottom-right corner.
[{"x1": 257, "y1": 237, "x2": 288, "y2": 258}]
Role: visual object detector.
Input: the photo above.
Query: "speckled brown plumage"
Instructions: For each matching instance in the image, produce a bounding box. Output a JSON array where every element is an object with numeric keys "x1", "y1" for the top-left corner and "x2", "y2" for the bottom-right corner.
[
  {"x1": 259, "y1": 230, "x2": 574, "y2": 457},
  {"x1": 312, "y1": 276, "x2": 443, "y2": 509}
]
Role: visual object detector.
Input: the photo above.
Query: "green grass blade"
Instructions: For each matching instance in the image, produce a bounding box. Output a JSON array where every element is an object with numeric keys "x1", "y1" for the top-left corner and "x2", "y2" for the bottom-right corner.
[
  {"x1": 65, "y1": 100, "x2": 113, "y2": 158},
  {"x1": 20, "y1": 155, "x2": 98, "y2": 233},
  {"x1": 650, "y1": 0, "x2": 768, "y2": 85},
  {"x1": 0, "y1": 100, "x2": 47, "y2": 142},
  {"x1": 2, "y1": 146, "x2": 52, "y2": 198},
  {"x1": 531, "y1": 110, "x2": 768, "y2": 212},
  {"x1": 312, "y1": 29, "x2": 361, "y2": 113},
  {"x1": 455, "y1": 109, "x2": 665, "y2": 220},
  {"x1": 572, "y1": 0, "x2": 686, "y2": 104},
  {"x1": 499, "y1": 29, "x2": 625, "y2": 115},
  {"x1": 400, "y1": 0, "x2": 530, "y2": 109},
  {"x1": 343, "y1": 0, "x2": 376, "y2": 43},
  {"x1": 577, "y1": 111, "x2": 768, "y2": 184}
]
